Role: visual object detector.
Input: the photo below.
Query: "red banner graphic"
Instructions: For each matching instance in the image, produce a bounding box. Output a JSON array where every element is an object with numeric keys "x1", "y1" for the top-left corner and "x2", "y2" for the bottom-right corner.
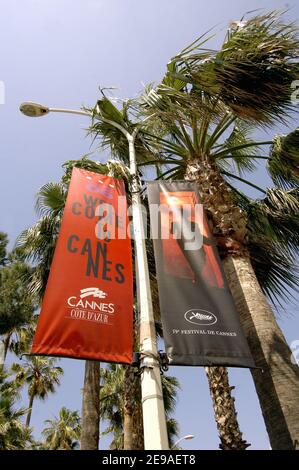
[
  {"x1": 32, "y1": 168, "x2": 133, "y2": 364},
  {"x1": 160, "y1": 191, "x2": 224, "y2": 288}
]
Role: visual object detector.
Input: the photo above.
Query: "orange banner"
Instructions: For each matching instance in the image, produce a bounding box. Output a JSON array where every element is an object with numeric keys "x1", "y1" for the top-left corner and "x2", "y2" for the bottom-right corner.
[
  {"x1": 160, "y1": 191, "x2": 224, "y2": 288},
  {"x1": 32, "y1": 168, "x2": 133, "y2": 364}
]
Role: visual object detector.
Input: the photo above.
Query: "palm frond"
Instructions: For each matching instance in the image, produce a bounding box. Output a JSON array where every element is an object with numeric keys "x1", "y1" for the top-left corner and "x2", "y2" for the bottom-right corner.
[
  {"x1": 62, "y1": 156, "x2": 109, "y2": 186},
  {"x1": 161, "y1": 375, "x2": 181, "y2": 416},
  {"x1": 35, "y1": 182, "x2": 66, "y2": 217},
  {"x1": 168, "y1": 11, "x2": 299, "y2": 124},
  {"x1": 87, "y1": 98, "x2": 157, "y2": 165},
  {"x1": 230, "y1": 187, "x2": 299, "y2": 303},
  {"x1": 214, "y1": 120, "x2": 258, "y2": 174},
  {"x1": 268, "y1": 128, "x2": 299, "y2": 188},
  {"x1": 248, "y1": 237, "x2": 299, "y2": 304}
]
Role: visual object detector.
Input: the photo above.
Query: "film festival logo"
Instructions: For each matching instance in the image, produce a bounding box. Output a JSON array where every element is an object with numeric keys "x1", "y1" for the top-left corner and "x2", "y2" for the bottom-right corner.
[{"x1": 0, "y1": 81, "x2": 5, "y2": 105}]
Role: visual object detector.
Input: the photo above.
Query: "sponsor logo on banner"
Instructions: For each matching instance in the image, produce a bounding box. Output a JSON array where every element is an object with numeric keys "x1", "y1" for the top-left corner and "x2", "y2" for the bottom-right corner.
[{"x1": 66, "y1": 287, "x2": 115, "y2": 324}]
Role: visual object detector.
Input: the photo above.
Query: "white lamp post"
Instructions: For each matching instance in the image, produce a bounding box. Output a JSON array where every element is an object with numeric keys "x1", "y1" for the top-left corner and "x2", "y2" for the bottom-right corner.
[
  {"x1": 20, "y1": 101, "x2": 169, "y2": 450},
  {"x1": 172, "y1": 434, "x2": 195, "y2": 449}
]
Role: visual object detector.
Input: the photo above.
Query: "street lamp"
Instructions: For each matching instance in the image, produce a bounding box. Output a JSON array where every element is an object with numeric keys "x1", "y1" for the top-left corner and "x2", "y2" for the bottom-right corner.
[
  {"x1": 20, "y1": 101, "x2": 169, "y2": 450},
  {"x1": 172, "y1": 434, "x2": 195, "y2": 449},
  {"x1": 20, "y1": 102, "x2": 89, "y2": 118}
]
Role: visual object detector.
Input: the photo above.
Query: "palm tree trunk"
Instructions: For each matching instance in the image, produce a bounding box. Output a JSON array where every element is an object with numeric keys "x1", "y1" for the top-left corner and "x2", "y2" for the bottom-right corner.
[
  {"x1": 132, "y1": 401, "x2": 144, "y2": 450},
  {"x1": 0, "y1": 334, "x2": 11, "y2": 369},
  {"x1": 185, "y1": 159, "x2": 299, "y2": 449},
  {"x1": 3, "y1": 334, "x2": 10, "y2": 362},
  {"x1": 123, "y1": 409, "x2": 134, "y2": 449},
  {"x1": 223, "y1": 255, "x2": 299, "y2": 450},
  {"x1": 80, "y1": 360, "x2": 100, "y2": 450},
  {"x1": 184, "y1": 161, "x2": 248, "y2": 450},
  {"x1": 205, "y1": 366, "x2": 250, "y2": 449},
  {"x1": 26, "y1": 393, "x2": 34, "y2": 427}
]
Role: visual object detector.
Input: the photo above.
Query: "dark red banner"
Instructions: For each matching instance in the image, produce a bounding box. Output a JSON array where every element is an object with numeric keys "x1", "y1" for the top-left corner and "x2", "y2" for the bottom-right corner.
[
  {"x1": 148, "y1": 181, "x2": 254, "y2": 368},
  {"x1": 32, "y1": 168, "x2": 133, "y2": 364}
]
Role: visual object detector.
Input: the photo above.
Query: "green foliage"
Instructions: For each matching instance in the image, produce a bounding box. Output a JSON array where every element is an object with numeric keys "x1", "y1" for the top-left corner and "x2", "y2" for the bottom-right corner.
[
  {"x1": 100, "y1": 364, "x2": 180, "y2": 449},
  {"x1": 233, "y1": 188, "x2": 299, "y2": 303},
  {"x1": 17, "y1": 215, "x2": 61, "y2": 299},
  {"x1": 11, "y1": 356, "x2": 63, "y2": 401},
  {"x1": 0, "y1": 369, "x2": 32, "y2": 449},
  {"x1": 42, "y1": 407, "x2": 81, "y2": 450},
  {"x1": 128, "y1": 11, "x2": 299, "y2": 303},
  {"x1": 268, "y1": 129, "x2": 299, "y2": 188},
  {"x1": 168, "y1": 11, "x2": 299, "y2": 124},
  {"x1": 0, "y1": 232, "x2": 8, "y2": 267},
  {"x1": 35, "y1": 182, "x2": 66, "y2": 217},
  {"x1": 61, "y1": 155, "x2": 109, "y2": 187},
  {"x1": 87, "y1": 98, "x2": 157, "y2": 166},
  {"x1": 0, "y1": 254, "x2": 36, "y2": 335}
]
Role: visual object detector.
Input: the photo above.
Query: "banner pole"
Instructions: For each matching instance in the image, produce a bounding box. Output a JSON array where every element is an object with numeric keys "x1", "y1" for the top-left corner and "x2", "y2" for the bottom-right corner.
[
  {"x1": 19, "y1": 101, "x2": 169, "y2": 450},
  {"x1": 128, "y1": 131, "x2": 169, "y2": 450}
]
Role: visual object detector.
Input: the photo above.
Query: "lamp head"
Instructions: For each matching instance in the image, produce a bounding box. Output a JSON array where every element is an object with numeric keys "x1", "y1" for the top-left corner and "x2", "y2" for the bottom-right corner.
[{"x1": 19, "y1": 102, "x2": 50, "y2": 117}]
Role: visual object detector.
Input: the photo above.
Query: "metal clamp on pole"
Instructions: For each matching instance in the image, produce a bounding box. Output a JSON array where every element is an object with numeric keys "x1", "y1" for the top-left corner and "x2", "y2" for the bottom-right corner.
[
  {"x1": 131, "y1": 351, "x2": 141, "y2": 368},
  {"x1": 139, "y1": 350, "x2": 160, "y2": 370},
  {"x1": 158, "y1": 351, "x2": 169, "y2": 373}
]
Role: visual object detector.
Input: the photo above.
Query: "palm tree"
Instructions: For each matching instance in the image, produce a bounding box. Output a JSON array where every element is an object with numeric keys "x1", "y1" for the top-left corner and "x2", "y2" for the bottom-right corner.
[
  {"x1": 100, "y1": 363, "x2": 180, "y2": 449},
  {"x1": 3, "y1": 318, "x2": 37, "y2": 362},
  {"x1": 0, "y1": 247, "x2": 36, "y2": 366},
  {"x1": 11, "y1": 356, "x2": 63, "y2": 427},
  {"x1": 133, "y1": 12, "x2": 299, "y2": 450},
  {"x1": 100, "y1": 364, "x2": 125, "y2": 449},
  {"x1": 42, "y1": 407, "x2": 81, "y2": 450},
  {"x1": 0, "y1": 368, "x2": 32, "y2": 449},
  {"x1": 87, "y1": 96, "x2": 251, "y2": 449},
  {"x1": 88, "y1": 11, "x2": 299, "y2": 449}
]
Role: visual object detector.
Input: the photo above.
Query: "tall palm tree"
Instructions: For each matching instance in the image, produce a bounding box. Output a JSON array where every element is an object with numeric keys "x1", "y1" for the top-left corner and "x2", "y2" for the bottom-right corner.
[
  {"x1": 87, "y1": 97, "x2": 251, "y2": 449},
  {"x1": 42, "y1": 407, "x2": 81, "y2": 450},
  {"x1": 88, "y1": 11, "x2": 299, "y2": 449},
  {"x1": 134, "y1": 12, "x2": 299, "y2": 450},
  {"x1": 11, "y1": 356, "x2": 63, "y2": 427},
  {"x1": 100, "y1": 363, "x2": 180, "y2": 449}
]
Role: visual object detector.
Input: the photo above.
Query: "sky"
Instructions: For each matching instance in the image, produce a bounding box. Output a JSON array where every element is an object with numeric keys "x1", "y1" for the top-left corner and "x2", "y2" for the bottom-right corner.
[{"x1": 0, "y1": 0, "x2": 298, "y2": 450}]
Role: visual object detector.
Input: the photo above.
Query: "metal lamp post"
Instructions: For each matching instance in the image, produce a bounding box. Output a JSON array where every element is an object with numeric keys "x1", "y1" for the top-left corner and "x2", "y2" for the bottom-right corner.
[
  {"x1": 19, "y1": 101, "x2": 169, "y2": 450},
  {"x1": 172, "y1": 434, "x2": 195, "y2": 449}
]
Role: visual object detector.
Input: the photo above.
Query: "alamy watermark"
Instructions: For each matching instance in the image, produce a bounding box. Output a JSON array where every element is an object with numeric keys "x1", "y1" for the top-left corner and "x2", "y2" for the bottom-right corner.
[
  {"x1": 93, "y1": 199, "x2": 204, "y2": 250},
  {"x1": 0, "y1": 81, "x2": 5, "y2": 104},
  {"x1": 70, "y1": 186, "x2": 205, "y2": 251}
]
